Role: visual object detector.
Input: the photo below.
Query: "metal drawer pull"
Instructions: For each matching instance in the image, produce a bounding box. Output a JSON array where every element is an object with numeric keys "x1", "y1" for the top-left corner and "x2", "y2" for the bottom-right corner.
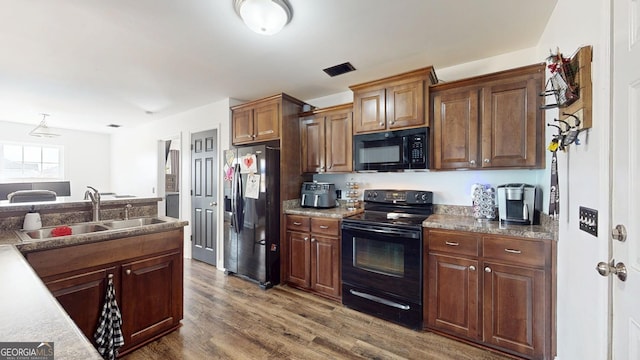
[
  {"x1": 319, "y1": 225, "x2": 329, "y2": 229},
  {"x1": 349, "y1": 289, "x2": 410, "y2": 310},
  {"x1": 293, "y1": 222, "x2": 302, "y2": 226},
  {"x1": 445, "y1": 241, "x2": 459, "y2": 246},
  {"x1": 504, "y1": 248, "x2": 522, "y2": 254}
]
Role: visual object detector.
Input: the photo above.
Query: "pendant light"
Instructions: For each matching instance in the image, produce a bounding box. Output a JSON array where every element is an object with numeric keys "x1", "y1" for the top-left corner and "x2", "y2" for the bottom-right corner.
[
  {"x1": 233, "y1": 0, "x2": 292, "y2": 36},
  {"x1": 29, "y1": 113, "x2": 61, "y2": 138}
]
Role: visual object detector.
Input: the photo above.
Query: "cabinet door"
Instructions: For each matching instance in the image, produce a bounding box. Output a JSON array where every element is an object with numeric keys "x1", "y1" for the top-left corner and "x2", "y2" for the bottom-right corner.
[
  {"x1": 287, "y1": 230, "x2": 310, "y2": 288},
  {"x1": 232, "y1": 107, "x2": 254, "y2": 145},
  {"x1": 387, "y1": 80, "x2": 425, "y2": 129},
  {"x1": 310, "y1": 235, "x2": 340, "y2": 299},
  {"x1": 481, "y1": 74, "x2": 543, "y2": 168},
  {"x1": 427, "y1": 254, "x2": 480, "y2": 339},
  {"x1": 432, "y1": 88, "x2": 480, "y2": 170},
  {"x1": 254, "y1": 100, "x2": 280, "y2": 142},
  {"x1": 120, "y1": 252, "x2": 182, "y2": 349},
  {"x1": 44, "y1": 266, "x2": 118, "y2": 341},
  {"x1": 325, "y1": 111, "x2": 353, "y2": 173},
  {"x1": 353, "y1": 88, "x2": 386, "y2": 133},
  {"x1": 300, "y1": 116, "x2": 325, "y2": 173},
  {"x1": 483, "y1": 261, "x2": 546, "y2": 359}
]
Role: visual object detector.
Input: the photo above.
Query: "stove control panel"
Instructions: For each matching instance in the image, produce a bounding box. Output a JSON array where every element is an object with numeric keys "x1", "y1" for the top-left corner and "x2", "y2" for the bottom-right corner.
[{"x1": 364, "y1": 189, "x2": 433, "y2": 205}]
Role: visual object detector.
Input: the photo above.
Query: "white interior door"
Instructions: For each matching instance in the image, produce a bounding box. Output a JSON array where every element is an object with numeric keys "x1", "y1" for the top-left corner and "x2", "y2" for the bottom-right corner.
[{"x1": 612, "y1": 0, "x2": 640, "y2": 358}]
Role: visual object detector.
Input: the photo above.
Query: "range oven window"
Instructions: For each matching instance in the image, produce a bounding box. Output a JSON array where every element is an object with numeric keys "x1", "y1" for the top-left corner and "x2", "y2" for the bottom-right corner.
[{"x1": 354, "y1": 237, "x2": 404, "y2": 277}]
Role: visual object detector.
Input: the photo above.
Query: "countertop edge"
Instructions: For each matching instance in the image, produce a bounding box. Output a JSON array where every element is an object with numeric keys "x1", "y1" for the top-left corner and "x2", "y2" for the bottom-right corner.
[{"x1": 0, "y1": 245, "x2": 103, "y2": 359}]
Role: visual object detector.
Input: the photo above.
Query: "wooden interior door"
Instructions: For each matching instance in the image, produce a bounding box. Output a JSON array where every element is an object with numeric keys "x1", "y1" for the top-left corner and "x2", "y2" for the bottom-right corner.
[{"x1": 191, "y1": 130, "x2": 218, "y2": 266}]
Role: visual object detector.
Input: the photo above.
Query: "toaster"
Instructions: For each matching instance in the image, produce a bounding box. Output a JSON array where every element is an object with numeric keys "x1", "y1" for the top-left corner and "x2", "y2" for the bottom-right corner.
[{"x1": 300, "y1": 182, "x2": 337, "y2": 209}]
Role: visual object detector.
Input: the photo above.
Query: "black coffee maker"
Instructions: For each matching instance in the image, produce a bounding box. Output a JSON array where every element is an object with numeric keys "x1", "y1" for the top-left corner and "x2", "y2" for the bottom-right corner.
[{"x1": 497, "y1": 184, "x2": 540, "y2": 225}]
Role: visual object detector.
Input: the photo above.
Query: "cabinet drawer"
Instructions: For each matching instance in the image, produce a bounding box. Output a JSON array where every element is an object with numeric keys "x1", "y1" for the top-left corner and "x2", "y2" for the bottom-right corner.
[
  {"x1": 286, "y1": 215, "x2": 310, "y2": 231},
  {"x1": 428, "y1": 229, "x2": 480, "y2": 257},
  {"x1": 482, "y1": 236, "x2": 548, "y2": 267},
  {"x1": 311, "y1": 218, "x2": 340, "y2": 236}
]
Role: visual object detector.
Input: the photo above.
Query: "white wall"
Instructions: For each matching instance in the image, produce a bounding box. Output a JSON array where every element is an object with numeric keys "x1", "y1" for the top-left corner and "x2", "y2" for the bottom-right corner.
[
  {"x1": 110, "y1": 98, "x2": 232, "y2": 262},
  {"x1": 537, "y1": 0, "x2": 610, "y2": 359},
  {"x1": 0, "y1": 121, "x2": 111, "y2": 199}
]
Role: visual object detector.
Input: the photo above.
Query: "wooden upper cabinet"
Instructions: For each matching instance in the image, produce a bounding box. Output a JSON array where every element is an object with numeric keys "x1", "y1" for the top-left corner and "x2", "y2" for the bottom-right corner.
[
  {"x1": 432, "y1": 88, "x2": 480, "y2": 169},
  {"x1": 231, "y1": 94, "x2": 306, "y2": 146},
  {"x1": 300, "y1": 103, "x2": 353, "y2": 173},
  {"x1": 431, "y1": 63, "x2": 545, "y2": 170},
  {"x1": 353, "y1": 88, "x2": 386, "y2": 133},
  {"x1": 351, "y1": 67, "x2": 437, "y2": 134},
  {"x1": 481, "y1": 74, "x2": 542, "y2": 168},
  {"x1": 232, "y1": 107, "x2": 254, "y2": 144},
  {"x1": 253, "y1": 100, "x2": 280, "y2": 142},
  {"x1": 386, "y1": 79, "x2": 425, "y2": 129},
  {"x1": 232, "y1": 99, "x2": 279, "y2": 145}
]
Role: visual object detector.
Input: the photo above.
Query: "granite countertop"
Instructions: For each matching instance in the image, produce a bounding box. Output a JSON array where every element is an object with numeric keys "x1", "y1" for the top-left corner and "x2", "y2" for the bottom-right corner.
[
  {"x1": 0, "y1": 245, "x2": 103, "y2": 359},
  {"x1": 15, "y1": 216, "x2": 188, "y2": 253},
  {"x1": 283, "y1": 204, "x2": 363, "y2": 219},
  {"x1": 423, "y1": 214, "x2": 557, "y2": 240}
]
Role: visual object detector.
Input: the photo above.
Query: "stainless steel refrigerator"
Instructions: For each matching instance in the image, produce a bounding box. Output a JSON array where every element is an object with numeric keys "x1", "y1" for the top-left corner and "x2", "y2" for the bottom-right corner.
[{"x1": 223, "y1": 142, "x2": 280, "y2": 289}]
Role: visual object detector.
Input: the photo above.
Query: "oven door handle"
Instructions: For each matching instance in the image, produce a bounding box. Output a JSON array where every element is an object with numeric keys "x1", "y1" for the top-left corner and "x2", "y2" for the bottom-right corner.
[
  {"x1": 341, "y1": 223, "x2": 420, "y2": 239},
  {"x1": 349, "y1": 289, "x2": 411, "y2": 310}
]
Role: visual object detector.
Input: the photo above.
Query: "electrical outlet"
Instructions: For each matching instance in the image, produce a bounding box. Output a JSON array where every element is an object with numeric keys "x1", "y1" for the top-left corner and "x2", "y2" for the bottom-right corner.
[{"x1": 579, "y1": 206, "x2": 598, "y2": 237}]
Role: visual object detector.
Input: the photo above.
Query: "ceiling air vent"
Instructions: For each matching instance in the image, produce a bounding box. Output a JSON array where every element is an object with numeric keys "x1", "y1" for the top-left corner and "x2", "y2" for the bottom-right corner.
[{"x1": 323, "y1": 62, "x2": 356, "y2": 77}]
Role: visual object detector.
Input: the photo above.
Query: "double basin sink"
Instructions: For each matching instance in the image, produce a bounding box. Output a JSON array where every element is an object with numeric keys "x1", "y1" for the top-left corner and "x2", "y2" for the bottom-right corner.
[{"x1": 17, "y1": 217, "x2": 167, "y2": 241}]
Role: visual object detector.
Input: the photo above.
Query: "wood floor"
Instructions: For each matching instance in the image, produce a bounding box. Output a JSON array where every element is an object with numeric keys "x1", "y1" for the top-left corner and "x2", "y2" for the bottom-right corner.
[{"x1": 122, "y1": 259, "x2": 512, "y2": 360}]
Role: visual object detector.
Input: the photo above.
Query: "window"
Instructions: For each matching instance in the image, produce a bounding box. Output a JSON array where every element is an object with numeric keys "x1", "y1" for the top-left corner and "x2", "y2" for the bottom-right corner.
[{"x1": 0, "y1": 143, "x2": 63, "y2": 180}]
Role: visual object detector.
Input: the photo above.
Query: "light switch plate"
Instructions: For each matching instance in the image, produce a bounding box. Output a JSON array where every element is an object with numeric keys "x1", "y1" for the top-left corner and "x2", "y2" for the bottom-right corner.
[{"x1": 579, "y1": 206, "x2": 598, "y2": 237}]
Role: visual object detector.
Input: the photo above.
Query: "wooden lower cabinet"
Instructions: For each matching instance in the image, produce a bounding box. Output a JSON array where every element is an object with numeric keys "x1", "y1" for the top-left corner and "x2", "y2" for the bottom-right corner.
[
  {"x1": 26, "y1": 229, "x2": 184, "y2": 357},
  {"x1": 285, "y1": 215, "x2": 341, "y2": 300},
  {"x1": 424, "y1": 228, "x2": 554, "y2": 360},
  {"x1": 120, "y1": 251, "x2": 183, "y2": 350},
  {"x1": 45, "y1": 266, "x2": 118, "y2": 339}
]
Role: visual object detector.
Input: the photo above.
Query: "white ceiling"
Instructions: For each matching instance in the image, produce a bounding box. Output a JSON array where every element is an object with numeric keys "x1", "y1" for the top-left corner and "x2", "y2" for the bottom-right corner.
[{"x1": 0, "y1": 0, "x2": 557, "y2": 134}]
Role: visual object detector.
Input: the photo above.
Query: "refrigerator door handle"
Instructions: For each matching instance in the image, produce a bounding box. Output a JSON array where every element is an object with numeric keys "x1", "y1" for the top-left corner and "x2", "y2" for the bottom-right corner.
[{"x1": 232, "y1": 163, "x2": 243, "y2": 234}]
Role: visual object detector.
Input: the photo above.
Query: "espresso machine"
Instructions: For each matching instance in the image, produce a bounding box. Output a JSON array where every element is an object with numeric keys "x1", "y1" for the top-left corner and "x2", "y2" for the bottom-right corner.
[{"x1": 497, "y1": 184, "x2": 540, "y2": 225}]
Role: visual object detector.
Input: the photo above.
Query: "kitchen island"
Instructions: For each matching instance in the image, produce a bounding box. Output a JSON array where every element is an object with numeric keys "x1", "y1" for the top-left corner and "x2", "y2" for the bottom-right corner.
[{"x1": 0, "y1": 197, "x2": 188, "y2": 359}]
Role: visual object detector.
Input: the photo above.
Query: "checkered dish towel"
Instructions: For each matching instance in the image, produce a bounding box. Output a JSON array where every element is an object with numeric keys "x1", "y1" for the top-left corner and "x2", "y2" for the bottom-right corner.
[{"x1": 94, "y1": 276, "x2": 124, "y2": 360}]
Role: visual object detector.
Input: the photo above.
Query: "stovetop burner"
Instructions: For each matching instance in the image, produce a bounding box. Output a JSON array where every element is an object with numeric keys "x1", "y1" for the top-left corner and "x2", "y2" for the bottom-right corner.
[{"x1": 342, "y1": 189, "x2": 433, "y2": 229}]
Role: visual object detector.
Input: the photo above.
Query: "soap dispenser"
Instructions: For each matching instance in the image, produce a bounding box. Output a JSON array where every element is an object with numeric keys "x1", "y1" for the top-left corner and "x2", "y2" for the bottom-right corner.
[{"x1": 23, "y1": 208, "x2": 42, "y2": 231}]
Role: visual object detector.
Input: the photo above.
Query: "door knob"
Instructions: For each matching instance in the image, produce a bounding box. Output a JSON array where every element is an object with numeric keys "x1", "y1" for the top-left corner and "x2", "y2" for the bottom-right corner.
[
  {"x1": 126, "y1": 269, "x2": 131, "y2": 275},
  {"x1": 596, "y1": 260, "x2": 627, "y2": 281},
  {"x1": 612, "y1": 224, "x2": 627, "y2": 242}
]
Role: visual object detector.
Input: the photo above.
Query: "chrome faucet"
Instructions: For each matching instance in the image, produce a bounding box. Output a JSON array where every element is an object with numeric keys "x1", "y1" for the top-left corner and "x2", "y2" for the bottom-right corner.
[
  {"x1": 84, "y1": 186, "x2": 101, "y2": 221},
  {"x1": 124, "y1": 204, "x2": 132, "y2": 220}
]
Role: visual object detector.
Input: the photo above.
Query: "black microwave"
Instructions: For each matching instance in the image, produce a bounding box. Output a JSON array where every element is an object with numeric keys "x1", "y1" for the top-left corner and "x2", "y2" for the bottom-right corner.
[{"x1": 353, "y1": 127, "x2": 429, "y2": 171}]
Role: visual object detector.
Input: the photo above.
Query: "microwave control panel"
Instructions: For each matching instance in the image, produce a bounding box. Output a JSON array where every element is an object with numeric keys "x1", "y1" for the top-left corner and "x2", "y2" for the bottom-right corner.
[{"x1": 409, "y1": 135, "x2": 425, "y2": 164}]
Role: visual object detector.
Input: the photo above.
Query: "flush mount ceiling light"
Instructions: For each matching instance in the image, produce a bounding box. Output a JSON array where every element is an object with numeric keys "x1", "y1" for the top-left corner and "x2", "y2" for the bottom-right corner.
[
  {"x1": 29, "y1": 113, "x2": 61, "y2": 138},
  {"x1": 233, "y1": 0, "x2": 293, "y2": 36}
]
